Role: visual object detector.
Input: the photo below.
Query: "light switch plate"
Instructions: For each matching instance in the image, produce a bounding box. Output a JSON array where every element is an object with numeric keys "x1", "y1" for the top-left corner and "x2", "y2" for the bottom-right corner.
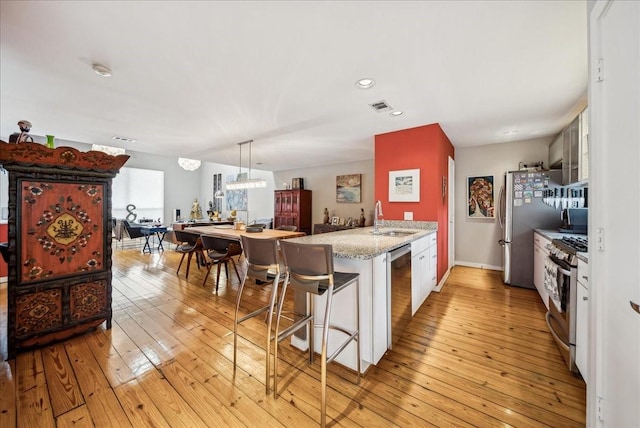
[{"x1": 404, "y1": 211, "x2": 413, "y2": 220}]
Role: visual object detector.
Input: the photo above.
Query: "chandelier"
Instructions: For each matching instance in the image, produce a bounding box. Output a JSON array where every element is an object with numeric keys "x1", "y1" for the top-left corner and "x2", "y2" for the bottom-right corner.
[
  {"x1": 226, "y1": 140, "x2": 267, "y2": 189},
  {"x1": 91, "y1": 144, "x2": 126, "y2": 156},
  {"x1": 178, "y1": 157, "x2": 201, "y2": 171}
]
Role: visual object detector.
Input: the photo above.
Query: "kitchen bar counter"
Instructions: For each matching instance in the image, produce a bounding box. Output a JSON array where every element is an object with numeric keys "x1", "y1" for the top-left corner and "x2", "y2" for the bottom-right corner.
[
  {"x1": 285, "y1": 220, "x2": 437, "y2": 372},
  {"x1": 287, "y1": 221, "x2": 437, "y2": 260}
]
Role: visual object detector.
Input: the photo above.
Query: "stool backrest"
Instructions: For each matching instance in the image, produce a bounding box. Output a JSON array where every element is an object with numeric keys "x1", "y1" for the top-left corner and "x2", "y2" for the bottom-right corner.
[
  {"x1": 241, "y1": 235, "x2": 280, "y2": 282},
  {"x1": 280, "y1": 241, "x2": 335, "y2": 295}
]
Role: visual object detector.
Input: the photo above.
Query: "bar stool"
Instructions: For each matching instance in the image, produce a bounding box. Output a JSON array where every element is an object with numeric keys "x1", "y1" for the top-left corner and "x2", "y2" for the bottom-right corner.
[
  {"x1": 275, "y1": 241, "x2": 361, "y2": 428},
  {"x1": 234, "y1": 235, "x2": 284, "y2": 394}
]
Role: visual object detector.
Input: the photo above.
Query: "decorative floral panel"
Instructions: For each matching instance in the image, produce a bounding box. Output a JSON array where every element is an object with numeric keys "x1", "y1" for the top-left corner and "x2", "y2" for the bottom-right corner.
[
  {"x1": 70, "y1": 281, "x2": 108, "y2": 320},
  {"x1": 15, "y1": 289, "x2": 63, "y2": 336},
  {"x1": 20, "y1": 181, "x2": 105, "y2": 282}
]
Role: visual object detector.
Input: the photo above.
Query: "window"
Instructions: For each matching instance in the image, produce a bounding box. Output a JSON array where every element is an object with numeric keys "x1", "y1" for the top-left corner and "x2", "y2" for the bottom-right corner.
[{"x1": 112, "y1": 167, "x2": 164, "y2": 222}]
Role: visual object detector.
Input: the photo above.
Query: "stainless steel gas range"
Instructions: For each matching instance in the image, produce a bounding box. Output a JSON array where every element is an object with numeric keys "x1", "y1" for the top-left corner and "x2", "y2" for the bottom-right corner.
[{"x1": 544, "y1": 236, "x2": 587, "y2": 374}]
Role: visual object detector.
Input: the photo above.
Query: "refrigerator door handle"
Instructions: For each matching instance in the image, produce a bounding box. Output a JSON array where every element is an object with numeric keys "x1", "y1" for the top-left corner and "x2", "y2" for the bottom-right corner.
[{"x1": 498, "y1": 185, "x2": 505, "y2": 228}]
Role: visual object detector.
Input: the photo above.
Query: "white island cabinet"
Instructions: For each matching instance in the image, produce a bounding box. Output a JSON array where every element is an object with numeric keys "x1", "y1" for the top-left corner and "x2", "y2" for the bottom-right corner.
[
  {"x1": 286, "y1": 223, "x2": 437, "y2": 372},
  {"x1": 411, "y1": 232, "x2": 437, "y2": 315}
]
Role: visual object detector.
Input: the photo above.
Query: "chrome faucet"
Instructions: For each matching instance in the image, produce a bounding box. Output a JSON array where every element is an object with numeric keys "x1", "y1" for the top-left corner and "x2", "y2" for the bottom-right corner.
[{"x1": 374, "y1": 200, "x2": 383, "y2": 234}]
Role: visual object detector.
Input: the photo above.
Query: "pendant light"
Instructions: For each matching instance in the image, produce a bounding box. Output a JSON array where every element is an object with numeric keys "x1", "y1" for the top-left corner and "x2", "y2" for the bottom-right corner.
[{"x1": 226, "y1": 140, "x2": 267, "y2": 189}]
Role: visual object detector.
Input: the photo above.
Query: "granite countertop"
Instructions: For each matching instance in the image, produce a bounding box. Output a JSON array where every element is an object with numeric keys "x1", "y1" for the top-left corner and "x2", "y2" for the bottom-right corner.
[
  {"x1": 287, "y1": 221, "x2": 438, "y2": 260},
  {"x1": 535, "y1": 229, "x2": 588, "y2": 263}
]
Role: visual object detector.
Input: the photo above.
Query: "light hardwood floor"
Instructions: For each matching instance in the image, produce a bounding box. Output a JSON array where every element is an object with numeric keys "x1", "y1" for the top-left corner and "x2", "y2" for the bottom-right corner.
[{"x1": 0, "y1": 244, "x2": 586, "y2": 427}]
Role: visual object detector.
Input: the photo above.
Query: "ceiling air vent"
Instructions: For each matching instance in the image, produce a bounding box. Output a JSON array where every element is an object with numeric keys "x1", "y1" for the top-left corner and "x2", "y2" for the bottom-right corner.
[{"x1": 369, "y1": 100, "x2": 393, "y2": 113}]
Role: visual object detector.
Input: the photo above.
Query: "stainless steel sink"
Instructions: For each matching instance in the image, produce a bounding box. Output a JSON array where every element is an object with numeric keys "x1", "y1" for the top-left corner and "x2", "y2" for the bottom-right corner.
[{"x1": 371, "y1": 230, "x2": 417, "y2": 237}]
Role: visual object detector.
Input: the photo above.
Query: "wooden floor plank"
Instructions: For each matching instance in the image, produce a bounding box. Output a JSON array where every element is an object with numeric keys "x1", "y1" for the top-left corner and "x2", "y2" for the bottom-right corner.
[
  {"x1": 41, "y1": 343, "x2": 84, "y2": 417},
  {"x1": 55, "y1": 404, "x2": 95, "y2": 428},
  {"x1": 1, "y1": 249, "x2": 586, "y2": 427},
  {"x1": 113, "y1": 379, "x2": 171, "y2": 428},
  {"x1": 15, "y1": 350, "x2": 55, "y2": 428}
]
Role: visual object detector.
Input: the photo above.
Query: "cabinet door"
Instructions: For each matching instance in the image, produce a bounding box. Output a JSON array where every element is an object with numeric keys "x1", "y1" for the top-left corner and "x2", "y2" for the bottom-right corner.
[
  {"x1": 533, "y1": 233, "x2": 551, "y2": 309},
  {"x1": 411, "y1": 251, "x2": 423, "y2": 315},
  {"x1": 576, "y1": 281, "x2": 588, "y2": 384},
  {"x1": 428, "y1": 244, "x2": 437, "y2": 292}
]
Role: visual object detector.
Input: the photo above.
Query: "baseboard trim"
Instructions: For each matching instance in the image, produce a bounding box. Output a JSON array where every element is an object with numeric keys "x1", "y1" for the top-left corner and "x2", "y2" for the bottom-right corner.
[{"x1": 454, "y1": 261, "x2": 503, "y2": 271}]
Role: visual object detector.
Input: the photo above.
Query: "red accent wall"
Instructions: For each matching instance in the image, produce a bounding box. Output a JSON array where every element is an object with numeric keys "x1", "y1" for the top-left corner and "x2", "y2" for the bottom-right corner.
[
  {"x1": 375, "y1": 123, "x2": 455, "y2": 282},
  {"x1": 0, "y1": 223, "x2": 7, "y2": 277}
]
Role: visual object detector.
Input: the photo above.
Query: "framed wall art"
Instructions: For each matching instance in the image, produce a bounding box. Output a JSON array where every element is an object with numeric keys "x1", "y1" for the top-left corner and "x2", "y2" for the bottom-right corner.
[
  {"x1": 389, "y1": 169, "x2": 420, "y2": 202},
  {"x1": 336, "y1": 174, "x2": 362, "y2": 203},
  {"x1": 467, "y1": 175, "x2": 495, "y2": 218}
]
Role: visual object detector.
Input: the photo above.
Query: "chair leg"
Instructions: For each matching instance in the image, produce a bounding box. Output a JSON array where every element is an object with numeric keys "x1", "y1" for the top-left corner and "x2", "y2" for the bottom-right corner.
[
  {"x1": 185, "y1": 252, "x2": 194, "y2": 279},
  {"x1": 216, "y1": 262, "x2": 222, "y2": 293},
  {"x1": 177, "y1": 253, "x2": 187, "y2": 275},
  {"x1": 202, "y1": 260, "x2": 213, "y2": 287},
  {"x1": 230, "y1": 258, "x2": 241, "y2": 283},
  {"x1": 273, "y1": 272, "x2": 290, "y2": 398}
]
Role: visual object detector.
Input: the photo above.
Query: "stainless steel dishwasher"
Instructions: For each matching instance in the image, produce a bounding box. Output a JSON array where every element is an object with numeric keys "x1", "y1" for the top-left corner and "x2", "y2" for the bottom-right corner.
[{"x1": 387, "y1": 244, "x2": 412, "y2": 349}]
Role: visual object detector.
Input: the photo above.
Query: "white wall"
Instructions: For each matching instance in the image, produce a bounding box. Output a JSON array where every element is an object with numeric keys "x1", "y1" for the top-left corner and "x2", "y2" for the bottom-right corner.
[
  {"x1": 274, "y1": 159, "x2": 375, "y2": 227},
  {"x1": 454, "y1": 137, "x2": 552, "y2": 269}
]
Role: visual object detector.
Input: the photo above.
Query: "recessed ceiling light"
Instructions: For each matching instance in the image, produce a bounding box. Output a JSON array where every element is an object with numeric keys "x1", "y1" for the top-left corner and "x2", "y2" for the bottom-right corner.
[
  {"x1": 390, "y1": 111, "x2": 404, "y2": 117},
  {"x1": 112, "y1": 135, "x2": 136, "y2": 143},
  {"x1": 503, "y1": 130, "x2": 519, "y2": 136},
  {"x1": 356, "y1": 78, "x2": 375, "y2": 89},
  {"x1": 92, "y1": 63, "x2": 112, "y2": 78}
]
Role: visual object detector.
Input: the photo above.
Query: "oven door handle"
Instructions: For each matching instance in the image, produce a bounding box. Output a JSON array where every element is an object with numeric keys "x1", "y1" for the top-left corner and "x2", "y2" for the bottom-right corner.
[
  {"x1": 545, "y1": 312, "x2": 570, "y2": 351},
  {"x1": 548, "y1": 255, "x2": 572, "y2": 276}
]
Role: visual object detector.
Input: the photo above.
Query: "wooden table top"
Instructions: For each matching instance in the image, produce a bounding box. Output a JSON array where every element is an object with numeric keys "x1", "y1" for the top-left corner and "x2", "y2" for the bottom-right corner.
[{"x1": 184, "y1": 225, "x2": 305, "y2": 240}]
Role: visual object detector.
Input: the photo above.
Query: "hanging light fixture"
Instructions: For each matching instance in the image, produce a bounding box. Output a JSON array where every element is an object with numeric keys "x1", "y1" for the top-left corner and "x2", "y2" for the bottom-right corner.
[
  {"x1": 226, "y1": 140, "x2": 267, "y2": 189},
  {"x1": 178, "y1": 157, "x2": 201, "y2": 171}
]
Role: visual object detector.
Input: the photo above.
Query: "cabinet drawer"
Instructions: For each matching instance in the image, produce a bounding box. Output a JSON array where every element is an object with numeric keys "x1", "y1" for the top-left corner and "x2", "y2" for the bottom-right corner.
[{"x1": 578, "y1": 259, "x2": 589, "y2": 288}]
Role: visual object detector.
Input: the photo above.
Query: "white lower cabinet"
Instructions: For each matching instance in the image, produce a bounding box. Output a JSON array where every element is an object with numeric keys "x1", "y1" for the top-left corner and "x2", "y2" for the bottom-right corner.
[
  {"x1": 576, "y1": 259, "x2": 589, "y2": 384},
  {"x1": 411, "y1": 232, "x2": 437, "y2": 315},
  {"x1": 533, "y1": 232, "x2": 551, "y2": 310}
]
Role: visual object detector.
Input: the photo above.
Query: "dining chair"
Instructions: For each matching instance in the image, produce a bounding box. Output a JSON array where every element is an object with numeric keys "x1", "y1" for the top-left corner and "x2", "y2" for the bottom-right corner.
[
  {"x1": 275, "y1": 241, "x2": 361, "y2": 428},
  {"x1": 275, "y1": 225, "x2": 297, "y2": 232},
  {"x1": 173, "y1": 230, "x2": 205, "y2": 279},
  {"x1": 200, "y1": 235, "x2": 243, "y2": 292},
  {"x1": 234, "y1": 235, "x2": 285, "y2": 394}
]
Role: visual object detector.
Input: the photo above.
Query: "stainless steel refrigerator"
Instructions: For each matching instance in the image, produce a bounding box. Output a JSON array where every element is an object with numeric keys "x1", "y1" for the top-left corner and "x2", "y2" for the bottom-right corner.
[{"x1": 498, "y1": 170, "x2": 563, "y2": 288}]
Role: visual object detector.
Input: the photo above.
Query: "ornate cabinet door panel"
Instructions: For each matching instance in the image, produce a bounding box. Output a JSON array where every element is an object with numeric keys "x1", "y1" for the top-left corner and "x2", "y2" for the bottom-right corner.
[{"x1": 19, "y1": 180, "x2": 106, "y2": 283}]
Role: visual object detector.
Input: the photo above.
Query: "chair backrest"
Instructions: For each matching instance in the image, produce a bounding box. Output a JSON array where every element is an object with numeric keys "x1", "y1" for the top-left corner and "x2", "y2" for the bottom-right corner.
[
  {"x1": 276, "y1": 225, "x2": 297, "y2": 232},
  {"x1": 280, "y1": 241, "x2": 335, "y2": 294},
  {"x1": 241, "y1": 235, "x2": 281, "y2": 281},
  {"x1": 173, "y1": 229, "x2": 199, "y2": 245},
  {"x1": 113, "y1": 219, "x2": 124, "y2": 241},
  {"x1": 201, "y1": 235, "x2": 243, "y2": 258},
  {"x1": 122, "y1": 220, "x2": 144, "y2": 239}
]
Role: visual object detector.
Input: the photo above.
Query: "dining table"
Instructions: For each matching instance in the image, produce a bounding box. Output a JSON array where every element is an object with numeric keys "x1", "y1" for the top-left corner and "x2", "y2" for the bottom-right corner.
[{"x1": 183, "y1": 225, "x2": 305, "y2": 241}]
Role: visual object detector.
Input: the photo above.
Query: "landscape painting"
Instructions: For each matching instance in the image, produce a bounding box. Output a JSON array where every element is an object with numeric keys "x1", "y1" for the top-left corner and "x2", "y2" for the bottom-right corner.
[{"x1": 336, "y1": 174, "x2": 362, "y2": 203}]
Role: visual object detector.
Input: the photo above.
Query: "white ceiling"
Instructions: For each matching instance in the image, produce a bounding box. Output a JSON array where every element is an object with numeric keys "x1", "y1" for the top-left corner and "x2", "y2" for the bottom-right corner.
[{"x1": 0, "y1": 1, "x2": 587, "y2": 172}]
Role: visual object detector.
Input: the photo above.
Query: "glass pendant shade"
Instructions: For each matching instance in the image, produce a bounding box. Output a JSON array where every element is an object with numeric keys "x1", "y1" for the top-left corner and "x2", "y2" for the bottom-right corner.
[{"x1": 178, "y1": 157, "x2": 201, "y2": 171}]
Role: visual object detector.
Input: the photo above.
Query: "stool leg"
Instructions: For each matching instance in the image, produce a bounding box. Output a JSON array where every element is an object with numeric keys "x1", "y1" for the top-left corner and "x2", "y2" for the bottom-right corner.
[
  {"x1": 264, "y1": 271, "x2": 280, "y2": 394},
  {"x1": 234, "y1": 276, "x2": 247, "y2": 374},
  {"x1": 320, "y1": 284, "x2": 334, "y2": 428},
  {"x1": 273, "y1": 272, "x2": 290, "y2": 398}
]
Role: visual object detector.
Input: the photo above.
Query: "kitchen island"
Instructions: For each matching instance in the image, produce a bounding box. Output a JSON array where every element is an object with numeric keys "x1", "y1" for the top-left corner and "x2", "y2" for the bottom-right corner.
[{"x1": 284, "y1": 221, "x2": 437, "y2": 372}]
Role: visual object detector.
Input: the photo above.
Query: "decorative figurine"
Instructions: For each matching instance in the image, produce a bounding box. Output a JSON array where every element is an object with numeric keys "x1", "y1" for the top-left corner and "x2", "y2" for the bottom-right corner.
[
  {"x1": 190, "y1": 198, "x2": 203, "y2": 220},
  {"x1": 9, "y1": 120, "x2": 34, "y2": 143},
  {"x1": 323, "y1": 208, "x2": 330, "y2": 224},
  {"x1": 359, "y1": 208, "x2": 366, "y2": 227}
]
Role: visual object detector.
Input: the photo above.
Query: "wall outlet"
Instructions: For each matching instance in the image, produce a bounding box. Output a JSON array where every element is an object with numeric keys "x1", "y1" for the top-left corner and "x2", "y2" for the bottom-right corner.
[{"x1": 404, "y1": 211, "x2": 413, "y2": 220}]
